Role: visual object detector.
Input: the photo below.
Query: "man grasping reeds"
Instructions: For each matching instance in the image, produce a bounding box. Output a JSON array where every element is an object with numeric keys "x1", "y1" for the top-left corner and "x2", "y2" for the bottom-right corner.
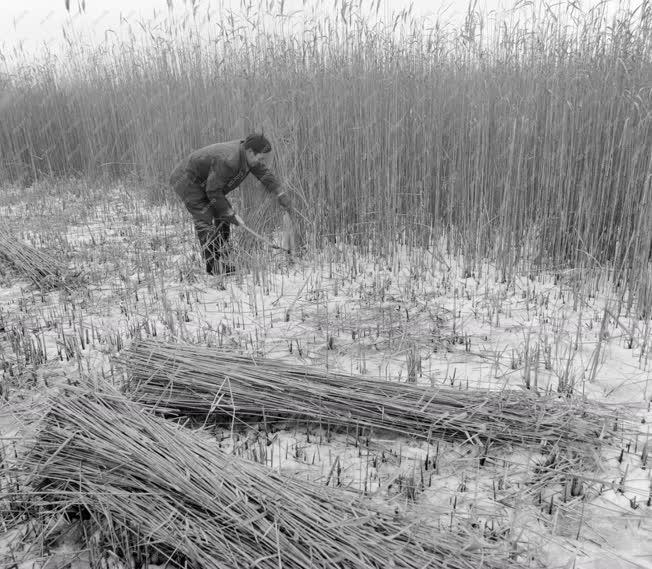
[{"x1": 170, "y1": 133, "x2": 292, "y2": 275}]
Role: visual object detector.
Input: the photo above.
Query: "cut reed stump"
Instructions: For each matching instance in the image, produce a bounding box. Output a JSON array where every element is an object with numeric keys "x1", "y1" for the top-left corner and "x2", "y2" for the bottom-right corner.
[
  {"x1": 11, "y1": 388, "x2": 525, "y2": 569},
  {"x1": 0, "y1": 223, "x2": 79, "y2": 292},
  {"x1": 122, "y1": 339, "x2": 628, "y2": 449}
]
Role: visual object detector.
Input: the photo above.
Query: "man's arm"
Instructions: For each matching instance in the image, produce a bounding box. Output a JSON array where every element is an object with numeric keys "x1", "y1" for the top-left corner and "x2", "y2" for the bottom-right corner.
[{"x1": 250, "y1": 163, "x2": 291, "y2": 210}]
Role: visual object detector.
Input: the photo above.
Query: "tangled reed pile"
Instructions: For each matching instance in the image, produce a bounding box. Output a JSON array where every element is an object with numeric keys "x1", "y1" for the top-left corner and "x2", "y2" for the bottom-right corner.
[
  {"x1": 0, "y1": 224, "x2": 76, "y2": 291},
  {"x1": 123, "y1": 339, "x2": 626, "y2": 448},
  {"x1": 13, "y1": 388, "x2": 524, "y2": 569}
]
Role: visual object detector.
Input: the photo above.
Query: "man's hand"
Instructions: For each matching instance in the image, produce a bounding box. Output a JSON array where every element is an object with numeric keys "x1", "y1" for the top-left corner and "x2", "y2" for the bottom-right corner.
[{"x1": 277, "y1": 192, "x2": 292, "y2": 212}]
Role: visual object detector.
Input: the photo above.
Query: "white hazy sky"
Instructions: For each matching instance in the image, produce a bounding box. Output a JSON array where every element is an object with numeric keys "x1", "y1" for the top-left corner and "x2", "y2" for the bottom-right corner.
[{"x1": 0, "y1": 0, "x2": 627, "y2": 60}]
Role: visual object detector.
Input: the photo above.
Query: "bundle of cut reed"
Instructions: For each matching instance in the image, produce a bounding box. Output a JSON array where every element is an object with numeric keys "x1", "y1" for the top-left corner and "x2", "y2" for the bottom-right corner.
[
  {"x1": 123, "y1": 339, "x2": 626, "y2": 448},
  {"x1": 14, "y1": 387, "x2": 523, "y2": 569},
  {"x1": 0, "y1": 224, "x2": 77, "y2": 292}
]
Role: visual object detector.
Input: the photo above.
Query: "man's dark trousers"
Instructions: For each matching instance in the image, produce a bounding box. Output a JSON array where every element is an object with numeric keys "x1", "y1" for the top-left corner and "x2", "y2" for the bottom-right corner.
[
  {"x1": 196, "y1": 222, "x2": 230, "y2": 275},
  {"x1": 171, "y1": 170, "x2": 231, "y2": 274}
]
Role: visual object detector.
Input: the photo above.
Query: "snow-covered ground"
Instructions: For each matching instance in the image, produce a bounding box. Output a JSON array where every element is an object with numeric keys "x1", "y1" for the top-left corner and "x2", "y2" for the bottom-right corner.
[{"x1": 0, "y1": 182, "x2": 650, "y2": 568}]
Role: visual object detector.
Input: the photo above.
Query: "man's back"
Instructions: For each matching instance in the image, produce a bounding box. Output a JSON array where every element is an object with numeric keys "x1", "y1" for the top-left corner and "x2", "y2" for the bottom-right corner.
[{"x1": 177, "y1": 139, "x2": 244, "y2": 183}]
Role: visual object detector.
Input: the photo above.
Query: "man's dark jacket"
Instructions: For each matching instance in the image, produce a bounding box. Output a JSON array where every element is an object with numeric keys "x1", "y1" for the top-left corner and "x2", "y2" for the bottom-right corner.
[{"x1": 170, "y1": 139, "x2": 282, "y2": 219}]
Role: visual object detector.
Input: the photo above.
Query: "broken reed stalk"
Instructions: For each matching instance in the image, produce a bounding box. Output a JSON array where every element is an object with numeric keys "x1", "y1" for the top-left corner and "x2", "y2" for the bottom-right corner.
[
  {"x1": 11, "y1": 387, "x2": 524, "y2": 569},
  {"x1": 0, "y1": 224, "x2": 77, "y2": 292},
  {"x1": 122, "y1": 339, "x2": 628, "y2": 448}
]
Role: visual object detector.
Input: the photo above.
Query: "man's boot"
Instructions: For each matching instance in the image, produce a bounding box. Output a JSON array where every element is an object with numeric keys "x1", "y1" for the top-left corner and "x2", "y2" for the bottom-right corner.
[{"x1": 218, "y1": 260, "x2": 237, "y2": 275}]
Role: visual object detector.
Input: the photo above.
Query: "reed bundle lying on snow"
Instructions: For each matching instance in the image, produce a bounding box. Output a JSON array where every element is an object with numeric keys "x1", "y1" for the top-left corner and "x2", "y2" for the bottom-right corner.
[
  {"x1": 15, "y1": 388, "x2": 523, "y2": 569},
  {"x1": 0, "y1": 224, "x2": 76, "y2": 291},
  {"x1": 123, "y1": 339, "x2": 626, "y2": 448}
]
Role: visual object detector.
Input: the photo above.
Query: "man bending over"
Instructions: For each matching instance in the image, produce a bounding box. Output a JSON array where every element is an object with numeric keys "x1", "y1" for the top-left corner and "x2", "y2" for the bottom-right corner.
[{"x1": 170, "y1": 133, "x2": 292, "y2": 274}]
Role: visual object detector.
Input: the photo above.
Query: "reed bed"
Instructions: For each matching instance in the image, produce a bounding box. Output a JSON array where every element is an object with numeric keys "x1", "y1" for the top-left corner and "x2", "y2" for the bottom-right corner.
[
  {"x1": 12, "y1": 387, "x2": 524, "y2": 569},
  {"x1": 122, "y1": 339, "x2": 626, "y2": 448},
  {"x1": 0, "y1": 224, "x2": 77, "y2": 292},
  {"x1": 2, "y1": 2, "x2": 652, "y2": 317}
]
